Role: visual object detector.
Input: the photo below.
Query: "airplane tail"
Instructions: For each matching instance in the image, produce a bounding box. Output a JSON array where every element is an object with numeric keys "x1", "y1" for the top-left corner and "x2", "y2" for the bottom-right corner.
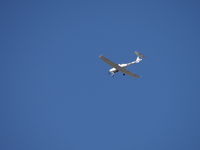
[{"x1": 134, "y1": 51, "x2": 145, "y2": 59}]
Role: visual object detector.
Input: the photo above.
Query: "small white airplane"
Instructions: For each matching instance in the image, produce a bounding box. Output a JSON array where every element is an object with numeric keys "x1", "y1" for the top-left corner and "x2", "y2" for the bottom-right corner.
[{"x1": 99, "y1": 51, "x2": 144, "y2": 78}]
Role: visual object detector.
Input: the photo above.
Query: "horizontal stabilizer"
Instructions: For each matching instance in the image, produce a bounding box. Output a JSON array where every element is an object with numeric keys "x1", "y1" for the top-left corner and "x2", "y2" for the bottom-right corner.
[{"x1": 135, "y1": 51, "x2": 145, "y2": 58}]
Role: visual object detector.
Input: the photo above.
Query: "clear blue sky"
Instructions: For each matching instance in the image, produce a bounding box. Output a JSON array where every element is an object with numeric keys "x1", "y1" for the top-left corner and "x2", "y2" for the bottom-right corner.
[{"x1": 1, "y1": 0, "x2": 200, "y2": 150}]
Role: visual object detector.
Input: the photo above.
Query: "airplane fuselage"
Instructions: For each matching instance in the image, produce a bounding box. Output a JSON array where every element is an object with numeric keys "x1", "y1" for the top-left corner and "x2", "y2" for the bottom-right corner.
[
  {"x1": 108, "y1": 56, "x2": 142, "y2": 75},
  {"x1": 109, "y1": 64, "x2": 128, "y2": 73}
]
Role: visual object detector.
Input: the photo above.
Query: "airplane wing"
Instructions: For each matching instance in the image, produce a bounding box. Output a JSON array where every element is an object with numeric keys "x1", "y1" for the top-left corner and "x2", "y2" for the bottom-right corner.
[
  {"x1": 120, "y1": 68, "x2": 141, "y2": 78},
  {"x1": 99, "y1": 55, "x2": 141, "y2": 78},
  {"x1": 99, "y1": 55, "x2": 119, "y2": 69}
]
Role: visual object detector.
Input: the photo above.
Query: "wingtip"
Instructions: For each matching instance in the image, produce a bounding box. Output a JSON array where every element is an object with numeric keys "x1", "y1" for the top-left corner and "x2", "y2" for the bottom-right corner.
[{"x1": 136, "y1": 76, "x2": 141, "y2": 78}]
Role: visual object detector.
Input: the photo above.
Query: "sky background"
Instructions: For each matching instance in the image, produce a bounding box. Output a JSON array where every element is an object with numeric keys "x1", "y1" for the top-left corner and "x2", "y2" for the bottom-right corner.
[{"x1": 1, "y1": 0, "x2": 200, "y2": 150}]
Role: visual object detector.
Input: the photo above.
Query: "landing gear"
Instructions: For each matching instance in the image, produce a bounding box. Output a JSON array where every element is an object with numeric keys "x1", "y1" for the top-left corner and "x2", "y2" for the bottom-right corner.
[{"x1": 108, "y1": 71, "x2": 115, "y2": 77}]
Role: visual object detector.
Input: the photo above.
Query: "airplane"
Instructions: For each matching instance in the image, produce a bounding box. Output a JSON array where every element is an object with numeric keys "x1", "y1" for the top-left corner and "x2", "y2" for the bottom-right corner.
[{"x1": 99, "y1": 51, "x2": 144, "y2": 78}]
